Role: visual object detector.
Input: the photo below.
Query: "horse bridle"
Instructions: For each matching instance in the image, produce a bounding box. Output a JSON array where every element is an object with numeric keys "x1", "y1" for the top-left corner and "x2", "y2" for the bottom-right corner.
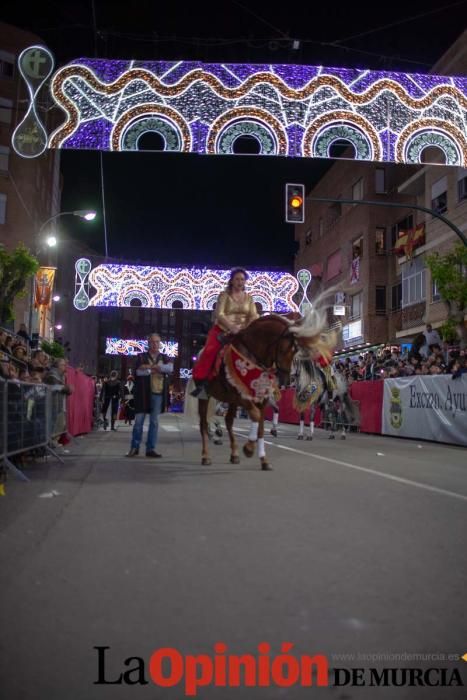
[{"x1": 236, "y1": 322, "x2": 298, "y2": 375}]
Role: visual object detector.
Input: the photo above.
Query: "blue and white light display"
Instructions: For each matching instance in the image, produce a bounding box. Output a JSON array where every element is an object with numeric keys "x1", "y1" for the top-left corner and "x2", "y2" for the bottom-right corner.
[{"x1": 74, "y1": 260, "x2": 299, "y2": 313}]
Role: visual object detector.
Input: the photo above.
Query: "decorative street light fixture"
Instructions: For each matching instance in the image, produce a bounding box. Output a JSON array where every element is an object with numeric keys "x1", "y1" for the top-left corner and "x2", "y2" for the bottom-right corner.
[{"x1": 29, "y1": 209, "x2": 97, "y2": 339}]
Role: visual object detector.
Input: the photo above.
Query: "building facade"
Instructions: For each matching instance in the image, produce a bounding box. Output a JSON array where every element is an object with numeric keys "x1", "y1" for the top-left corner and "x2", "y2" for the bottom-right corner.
[{"x1": 294, "y1": 30, "x2": 467, "y2": 356}]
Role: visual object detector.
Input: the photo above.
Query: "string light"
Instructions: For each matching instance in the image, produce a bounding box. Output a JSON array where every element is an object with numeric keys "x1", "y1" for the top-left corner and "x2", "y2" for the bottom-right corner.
[{"x1": 46, "y1": 58, "x2": 467, "y2": 165}]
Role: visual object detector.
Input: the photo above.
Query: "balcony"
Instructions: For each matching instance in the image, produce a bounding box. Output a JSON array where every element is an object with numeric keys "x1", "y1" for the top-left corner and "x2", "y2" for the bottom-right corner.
[{"x1": 401, "y1": 302, "x2": 425, "y2": 330}]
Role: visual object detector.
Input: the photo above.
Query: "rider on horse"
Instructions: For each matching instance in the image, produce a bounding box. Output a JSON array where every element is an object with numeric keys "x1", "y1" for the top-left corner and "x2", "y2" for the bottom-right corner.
[{"x1": 191, "y1": 267, "x2": 258, "y2": 396}]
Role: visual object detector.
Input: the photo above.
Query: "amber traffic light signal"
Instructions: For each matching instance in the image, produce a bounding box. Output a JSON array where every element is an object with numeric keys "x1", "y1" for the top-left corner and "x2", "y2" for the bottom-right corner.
[{"x1": 285, "y1": 183, "x2": 305, "y2": 223}]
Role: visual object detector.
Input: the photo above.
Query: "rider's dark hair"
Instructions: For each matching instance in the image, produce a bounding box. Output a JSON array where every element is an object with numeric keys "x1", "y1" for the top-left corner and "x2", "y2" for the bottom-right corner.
[{"x1": 226, "y1": 267, "x2": 248, "y2": 292}]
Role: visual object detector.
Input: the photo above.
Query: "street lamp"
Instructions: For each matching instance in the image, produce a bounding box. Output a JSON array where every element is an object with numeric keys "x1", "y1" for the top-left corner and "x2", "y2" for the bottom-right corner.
[
  {"x1": 52, "y1": 295, "x2": 60, "y2": 302},
  {"x1": 29, "y1": 209, "x2": 97, "y2": 339}
]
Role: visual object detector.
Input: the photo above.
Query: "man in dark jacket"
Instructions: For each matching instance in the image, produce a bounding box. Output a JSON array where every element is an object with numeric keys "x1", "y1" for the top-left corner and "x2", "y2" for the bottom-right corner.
[
  {"x1": 100, "y1": 370, "x2": 122, "y2": 430},
  {"x1": 127, "y1": 334, "x2": 173, "y2": 458}
]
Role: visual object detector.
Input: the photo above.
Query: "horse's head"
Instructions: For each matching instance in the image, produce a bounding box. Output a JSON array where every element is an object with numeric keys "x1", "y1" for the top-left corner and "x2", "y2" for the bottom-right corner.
[{"x1": 292, "y1": 349, "x2": 324, "y2": 410}]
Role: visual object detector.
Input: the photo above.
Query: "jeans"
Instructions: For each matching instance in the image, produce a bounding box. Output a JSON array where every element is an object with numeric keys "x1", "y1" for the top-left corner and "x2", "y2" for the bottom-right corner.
[{"x1": 130, "y1": 393, "x2": 163, "y2": 452}]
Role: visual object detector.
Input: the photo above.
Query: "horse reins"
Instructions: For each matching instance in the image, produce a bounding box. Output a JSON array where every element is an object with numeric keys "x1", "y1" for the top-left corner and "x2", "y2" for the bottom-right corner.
[{"x1": 235, "y1": 320, "x2": 298, "y2": 375}]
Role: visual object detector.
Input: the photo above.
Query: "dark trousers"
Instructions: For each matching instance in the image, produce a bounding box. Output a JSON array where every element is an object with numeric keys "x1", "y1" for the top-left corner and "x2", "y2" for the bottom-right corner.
[{"x1": 102, "y1": 396, "x2": 119, "y2": 428}]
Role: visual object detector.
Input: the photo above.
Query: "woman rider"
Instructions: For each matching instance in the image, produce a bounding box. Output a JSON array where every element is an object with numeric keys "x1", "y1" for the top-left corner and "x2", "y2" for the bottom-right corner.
[{"x1": 191, "y1": 268, "x2": 258, "y2": 396}]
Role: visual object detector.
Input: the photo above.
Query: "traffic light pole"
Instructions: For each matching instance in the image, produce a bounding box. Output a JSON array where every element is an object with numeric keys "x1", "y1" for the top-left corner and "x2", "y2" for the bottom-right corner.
[{"x1": 307, "y1": 197, "x2": 467, "y2": 247}]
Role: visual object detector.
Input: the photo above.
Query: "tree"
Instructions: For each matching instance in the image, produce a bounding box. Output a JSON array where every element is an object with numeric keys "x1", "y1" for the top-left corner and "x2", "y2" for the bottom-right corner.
[
  {"x1": 41, "y1": 339, "x2": 66, "y2": 359},
  {"x1": 0, "y1": 244, "x2": 39, "y2": 325},
  {"x1": 426, "y1": 244, "x2": 467, "y2": 348}
]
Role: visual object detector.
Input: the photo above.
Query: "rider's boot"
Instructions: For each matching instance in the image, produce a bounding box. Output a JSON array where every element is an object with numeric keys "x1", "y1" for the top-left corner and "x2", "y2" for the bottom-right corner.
[{"x1": 190, "y1": 379, "x2": 208, "y2": 397}]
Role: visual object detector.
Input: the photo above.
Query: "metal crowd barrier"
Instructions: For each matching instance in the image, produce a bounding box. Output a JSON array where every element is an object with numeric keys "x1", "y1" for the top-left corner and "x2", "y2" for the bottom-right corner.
[
  {"x1": 320, "y1": 396, "x2": 361, "y2": 435},
  {"x1": 0, "y1": 378, "x2": 66, "y2": 483}
]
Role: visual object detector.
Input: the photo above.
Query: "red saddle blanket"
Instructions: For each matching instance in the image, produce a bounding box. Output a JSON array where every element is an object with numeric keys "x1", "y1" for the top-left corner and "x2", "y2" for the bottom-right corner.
[{"x1": 222, "y1": 344, "x2": 278, "y2": 404}]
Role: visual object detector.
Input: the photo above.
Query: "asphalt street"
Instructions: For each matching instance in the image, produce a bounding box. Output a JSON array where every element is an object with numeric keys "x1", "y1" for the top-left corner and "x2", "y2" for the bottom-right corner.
[{"x1": 1, "y1": 414, "x2": 466, "y2": 699}]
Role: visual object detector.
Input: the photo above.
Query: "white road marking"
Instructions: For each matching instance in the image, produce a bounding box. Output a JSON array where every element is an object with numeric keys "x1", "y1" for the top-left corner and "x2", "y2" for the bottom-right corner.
[
  {"x1": 264, "y1": 440, "x2": 467, "y2": 503},
  {"x1": 161, "y1": 425, "x2": 180, "y2": 432}
]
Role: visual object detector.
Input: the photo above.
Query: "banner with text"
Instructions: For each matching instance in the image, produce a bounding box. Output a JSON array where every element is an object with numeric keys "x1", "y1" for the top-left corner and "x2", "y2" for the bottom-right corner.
[{"x1": 382, "y1": 375, "x2": 467, "y2": 446}]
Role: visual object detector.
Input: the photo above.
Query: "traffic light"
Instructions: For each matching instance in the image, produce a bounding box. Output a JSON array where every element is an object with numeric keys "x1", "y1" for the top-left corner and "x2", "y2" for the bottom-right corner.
[{"x1": 285, "y1": 183, "x2": 305, "y2": 223}]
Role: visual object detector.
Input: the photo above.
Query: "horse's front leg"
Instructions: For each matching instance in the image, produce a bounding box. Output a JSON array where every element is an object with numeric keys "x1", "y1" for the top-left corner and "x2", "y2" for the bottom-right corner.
[
  {"x1": 243, "y1": 404, "x2": 260, "y2": 459},
  {"x1": 199, "y1": 399, "x2": 212, "y2": 465},
  {"x1": 258, "y1": 407, "x2": 272, "y2": 471},
  {"x1": 225, "y1": 403, "x2": 240, "y2": 464}
]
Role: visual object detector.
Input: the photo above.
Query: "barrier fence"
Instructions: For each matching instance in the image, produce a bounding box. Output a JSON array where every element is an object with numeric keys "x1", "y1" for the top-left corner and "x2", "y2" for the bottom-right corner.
[{"x1": 0, "y1": 378, "x2": 68, "y2": 482}]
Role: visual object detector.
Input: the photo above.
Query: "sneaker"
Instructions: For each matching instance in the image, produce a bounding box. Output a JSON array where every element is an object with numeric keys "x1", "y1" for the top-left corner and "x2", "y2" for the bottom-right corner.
[
  {"x1": 126, "y1": 448, "x2": 139, "y2": 457},
  {"x1": 270, "y1": 428, "x2": 278, "y2": 437},
  {"x1": 146, "y1": 450, "x2": 162, "y2": 458}
]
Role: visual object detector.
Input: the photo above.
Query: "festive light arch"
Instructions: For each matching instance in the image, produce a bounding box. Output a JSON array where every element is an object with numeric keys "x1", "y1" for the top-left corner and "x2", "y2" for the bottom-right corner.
[
  {"x1": 13, "y1": 47, "x2": 466, "y2": 165},
  {"x1": 73, "y1": 259, "x2": 299, "y2": 313},
  {"x1": 395, "y1": 119, "x2": 467, "y2": 166},
  {"x1": 105, "y1": 338, "x2": 178, "y2": 357}
]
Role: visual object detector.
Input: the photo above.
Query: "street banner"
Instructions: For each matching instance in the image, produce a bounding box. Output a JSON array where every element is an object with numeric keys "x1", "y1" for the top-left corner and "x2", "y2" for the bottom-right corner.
[
  {"x1": 382, "y1": 375, "x2": 467, "y2": 446},
  {"x1": 34, "y1": 267, "x2": 56, "y2": 308}
]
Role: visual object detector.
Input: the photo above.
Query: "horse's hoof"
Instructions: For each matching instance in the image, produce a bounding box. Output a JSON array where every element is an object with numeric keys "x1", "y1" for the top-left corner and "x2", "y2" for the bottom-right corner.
[
  {"x1": 306, "y1": 435, "x2": 313, "y2": 441},
  {"x1": 201, "y1": 457, "x2": 212, "y2": 466},
  {"x1": 230, "y1": 455, "x2": 240, "y2": 464},
  {"x1": 261, "y1": 462, "x2": 273, "y2": 471},
  {"x1": 243, "y1": 443, "x2": 254, "y2": 458},
  {"x1": 297, "y1": 434, "x2": 304, "y2": 440},
  {"x1": 214, "y1": 439, "x2": 223, "y2": 446},
  {"x1": 270, "y1": 429, "x2": 277, "y2": 437}
]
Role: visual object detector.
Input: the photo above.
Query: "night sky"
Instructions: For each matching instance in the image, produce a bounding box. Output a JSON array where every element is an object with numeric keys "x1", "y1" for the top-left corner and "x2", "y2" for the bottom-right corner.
[{"x1": 3, "y1": 0, "x2": 466, "y2": 268}]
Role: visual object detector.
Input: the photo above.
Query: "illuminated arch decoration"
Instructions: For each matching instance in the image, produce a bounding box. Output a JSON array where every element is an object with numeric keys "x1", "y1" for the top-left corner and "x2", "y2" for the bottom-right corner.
[
  {"x1": 395, "y1": 119, "x2": 466, "y2": 166},
  {"x1": 12, "y1": 46, "x2": 54, "y2": 158},
  {"x1": 120, "y1": 116, "x2": 182, "y2": 151},
  {"x1": 10, "y1": 49, "x2": 464, "y2": 165},
  {"x1": 111, "y1": 104, "x2": 191, "y2": 151},
  {"x1": 105, "y1": 338, "x2": 178, "y2": 357},
  {"x1": 303, "y1": 112, "x2": 382, "y2": 161},
  {"x1": 207, "y1": 108, "x2": 287, "y2": 155},
  {"x1": 73, "y1": 259, "x2": 299, "y2": 313}
]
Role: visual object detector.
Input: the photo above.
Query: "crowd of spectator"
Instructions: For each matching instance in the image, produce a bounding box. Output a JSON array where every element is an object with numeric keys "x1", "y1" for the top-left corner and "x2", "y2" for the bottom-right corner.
[
  {"x1": 0, "y1": 326, "x2": 56, "y2": 382},
  {"x1": 333, "y1": 324, "x2": 466, "y2": 383}
]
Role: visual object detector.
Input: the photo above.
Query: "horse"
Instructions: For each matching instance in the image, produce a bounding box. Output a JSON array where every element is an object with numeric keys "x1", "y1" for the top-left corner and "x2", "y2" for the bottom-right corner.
[
  {"x1": 293, "y1": 358, "x2": 359, "y2": 439},
  {"x1": 186, "y1": 309, "x2": 336, "y2": 470}
]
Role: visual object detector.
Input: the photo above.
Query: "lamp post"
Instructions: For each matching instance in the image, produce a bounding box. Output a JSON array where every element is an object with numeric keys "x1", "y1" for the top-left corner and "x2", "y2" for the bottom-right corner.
[{"x1": 29, "y1": 209, "x2": 96, "y2": 341}]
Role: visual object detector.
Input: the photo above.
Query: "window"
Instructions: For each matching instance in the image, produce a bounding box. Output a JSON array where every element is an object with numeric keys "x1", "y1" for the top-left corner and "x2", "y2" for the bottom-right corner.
[
  {"x1": 401, "y1": 257, "x2": 426, "y2": 307},
  {"x1": 391, "y1": 283, "x2": 402, "y2": 311},
  {"x1": 375, "y1": 168, "x2": 385, "y2": 193},
  {"x1": 431, "y1": 176, "x2": 447, "y2": 215},
  {"x1": 352, "y1": 178, "x2": 363, "y2": 203},
  {"x1": 0, "y1": 60, "x2": 14, "y2": 78},
  {"x1": 350, "y1": 292, "x2": 362, "y2": 319},
  {"x1": 458, "y1": 168, "x2": 467, "y2": 202},
  {"x1": 327, "y1": 201, "x2": 341, "y2": 229},
  {"x1": 375, "y1": 228, "x2": 386, "y2": 254},
  {"x1": 0, "y1": 98, "x2": 12, "y2": 124},
  {"x1": 0, "y1": 193, "x2": 6, "y2": 224},
  {"x1": 376, "y1": 286, "x2": 386, "y2": 314},
  {"x1": 391, "y1": 215, "x2": 413, "y2": 247},
  {"x1": 352, "y1": 235, "x2": 363, "y2": 259},
  {"x1": 0, "y1": 146, "x2": 9, "y2": 172},
  {"x1": 432, "y1": 279, "x2": 441, "y2": 303},
  {"x1": 327, "y1": 249, "x2": 342, "y2": 280}
]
